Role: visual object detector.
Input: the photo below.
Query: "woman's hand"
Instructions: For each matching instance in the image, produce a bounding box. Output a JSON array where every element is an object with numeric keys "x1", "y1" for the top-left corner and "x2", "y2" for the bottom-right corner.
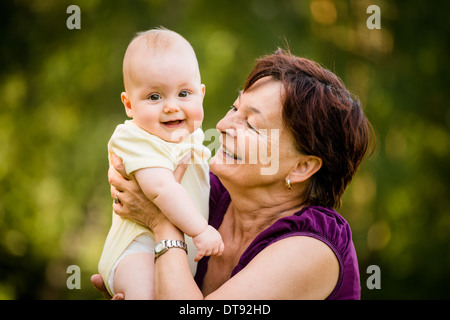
[
  {"x1": 90, "y1": 274, "x2": 124, "y2": 300},
  {"x1": 108, "y1": 152, "x2": 158, "y2": 228},
  {"x1": 108, "y1": 152, "x2": 191, "y2": 229}
]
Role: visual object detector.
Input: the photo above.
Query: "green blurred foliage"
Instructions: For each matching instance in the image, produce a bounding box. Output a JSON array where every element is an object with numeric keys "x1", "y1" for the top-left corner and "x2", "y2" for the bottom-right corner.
[{"x1": 0, "y1": 0, "x2": 449, "y2": 299}]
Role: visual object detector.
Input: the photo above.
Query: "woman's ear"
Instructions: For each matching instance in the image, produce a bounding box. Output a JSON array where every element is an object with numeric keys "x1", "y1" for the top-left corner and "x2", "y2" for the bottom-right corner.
[
  {"x1": 121, "y1": 92, "x2": 133, "y2": 118},
  {"x1": 288, "y1": 155, "x2": 322, "y2": 185}
]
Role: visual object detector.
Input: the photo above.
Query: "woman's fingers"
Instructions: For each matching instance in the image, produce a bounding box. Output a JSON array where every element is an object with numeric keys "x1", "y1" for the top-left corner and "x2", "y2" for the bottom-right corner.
[
  {"x1": 111, "y1": 153, "x2": 130, "y2": 180},
  {"x1": 174, "y1": 152, "x2": 192, "y2": 183},
  {"x1": 108, "y1": 165, "x2": 124, "y2": 191},
  {"x1": 108, "y1": 163, "x2": 138, "y2": 196},
  {"x1": 90, "y1": 274, "x2": 112, "y2": 300},
  {"x1": 110, "y1": 151, "x2": 189, "y2": 189},
  {"x1": 111, "y1": 185, "x2": 120, "y2": 199},
  {"x1": 107, "y1": 151, "x2": 190, "y2": 229},
  {"x1": 91, "y1": 273, "x2": 125, "y2": 300},
  {"x1": 111, "y1": 292, "x2": 125, "y2": 300}
]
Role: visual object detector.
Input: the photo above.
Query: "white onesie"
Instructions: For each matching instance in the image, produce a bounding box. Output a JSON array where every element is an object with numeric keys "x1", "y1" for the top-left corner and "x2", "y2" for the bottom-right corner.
[{"x1": 98, "y1": 120, "x2": 210, "y2": 296}]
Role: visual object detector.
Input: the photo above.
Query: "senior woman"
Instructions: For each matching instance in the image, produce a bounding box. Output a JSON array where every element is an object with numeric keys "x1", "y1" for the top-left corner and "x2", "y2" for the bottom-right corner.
[{"x1": 92, "y1": 49, "x2": 373, "y2": 300}]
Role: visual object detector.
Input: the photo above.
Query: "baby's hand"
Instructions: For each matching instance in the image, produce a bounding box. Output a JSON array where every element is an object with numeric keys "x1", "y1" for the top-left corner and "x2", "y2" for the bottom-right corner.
[{"x1": 192, "y1": 225, "x2": 224, "y2": 262}]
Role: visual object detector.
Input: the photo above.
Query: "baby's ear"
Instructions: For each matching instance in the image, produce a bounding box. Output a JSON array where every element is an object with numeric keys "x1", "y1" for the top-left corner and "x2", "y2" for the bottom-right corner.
[
  {"x1": 121, "y1": 92, "x2": 133, "y2": 118},
  {"x1": 200, "y1": 84, "x2": 206, "y2": 99}
]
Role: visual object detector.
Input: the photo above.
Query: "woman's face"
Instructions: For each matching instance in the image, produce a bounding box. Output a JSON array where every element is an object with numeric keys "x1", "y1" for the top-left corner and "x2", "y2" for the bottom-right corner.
[{"x1": 210, "y1": 77, "x2": 301, "y2": 188}]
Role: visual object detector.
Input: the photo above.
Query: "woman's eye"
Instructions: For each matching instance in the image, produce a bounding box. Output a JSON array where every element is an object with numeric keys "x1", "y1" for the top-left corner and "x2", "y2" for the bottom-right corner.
[
  {"x1": 148, "y1": 93, "x2": 161, "y2": 101},
  {"x1": 230, "y1": 105, "x2": 237, "y2": 111},
  {"x1": 247, "y1": 122, "x2": 258, "y2": 132},
  {"x1": 179, "y1": 90, "x2": 190, "y2": 98}
]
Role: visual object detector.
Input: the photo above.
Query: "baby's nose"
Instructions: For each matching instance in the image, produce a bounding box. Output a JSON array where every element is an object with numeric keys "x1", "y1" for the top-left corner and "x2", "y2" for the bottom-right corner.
[{"x1": 163, "y1": 101, "x2": 180, "y2": 113}]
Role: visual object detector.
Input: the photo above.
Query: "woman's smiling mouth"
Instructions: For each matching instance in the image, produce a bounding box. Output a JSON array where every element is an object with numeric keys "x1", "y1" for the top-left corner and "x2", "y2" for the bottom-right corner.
[{"x1": 221, "y1": 145, "x2": 242, "y2": 161}]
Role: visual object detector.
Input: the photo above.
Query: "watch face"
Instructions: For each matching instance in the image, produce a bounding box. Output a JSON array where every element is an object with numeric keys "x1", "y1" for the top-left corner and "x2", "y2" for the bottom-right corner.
[{"x1": 155, "y1": 241, "x2": 164, "y2": 253}]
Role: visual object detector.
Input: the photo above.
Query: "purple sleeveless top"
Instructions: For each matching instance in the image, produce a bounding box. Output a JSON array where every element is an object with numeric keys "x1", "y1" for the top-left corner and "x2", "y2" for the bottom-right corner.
[{"x1": 194, "y1": 172, "x2": 361, "y2": 300}]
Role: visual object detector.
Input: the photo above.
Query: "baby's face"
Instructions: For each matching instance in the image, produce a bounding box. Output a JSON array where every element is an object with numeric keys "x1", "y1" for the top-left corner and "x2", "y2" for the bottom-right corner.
[{"x1": 123, "y1": 46, "x2": 205, "y2": 143}]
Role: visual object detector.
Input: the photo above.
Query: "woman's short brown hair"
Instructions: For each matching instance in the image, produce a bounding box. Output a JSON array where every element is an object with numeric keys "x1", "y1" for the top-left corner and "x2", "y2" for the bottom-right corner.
[{"x1": 243, "y1": 49, "x2": 374, "y2": 209}]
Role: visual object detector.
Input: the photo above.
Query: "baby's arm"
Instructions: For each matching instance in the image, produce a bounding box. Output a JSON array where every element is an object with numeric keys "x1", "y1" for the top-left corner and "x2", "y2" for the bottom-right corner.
[{"x1": 134, "y1": 167, "x2": 223, "y2": 260}]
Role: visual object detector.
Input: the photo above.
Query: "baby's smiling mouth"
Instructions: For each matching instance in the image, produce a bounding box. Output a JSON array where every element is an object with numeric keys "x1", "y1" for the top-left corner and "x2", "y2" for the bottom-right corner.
[{"x1": 162, "y1": 119, "x2": 185, "y2": 127}]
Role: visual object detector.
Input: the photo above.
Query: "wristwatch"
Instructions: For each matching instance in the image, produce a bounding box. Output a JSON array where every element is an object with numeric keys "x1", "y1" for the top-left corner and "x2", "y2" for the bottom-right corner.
[{"x1": 154, "y1": 239, "x2": 188, "y2": 259}]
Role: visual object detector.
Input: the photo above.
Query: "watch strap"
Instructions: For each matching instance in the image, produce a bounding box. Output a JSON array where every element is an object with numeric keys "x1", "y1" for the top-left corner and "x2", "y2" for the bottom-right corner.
[{"x1": 155, "y1": 239, "x2": 188, "y2": 259}]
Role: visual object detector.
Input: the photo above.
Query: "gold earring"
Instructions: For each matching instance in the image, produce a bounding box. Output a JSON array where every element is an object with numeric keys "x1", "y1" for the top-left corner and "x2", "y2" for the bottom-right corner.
[{"x1": 285, "y1": 177, "x2": 292, "y2": 190}]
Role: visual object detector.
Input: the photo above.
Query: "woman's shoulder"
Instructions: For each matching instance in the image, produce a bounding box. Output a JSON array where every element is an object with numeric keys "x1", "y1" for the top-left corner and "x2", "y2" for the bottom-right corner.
[
  {"x1": 236, "y1": 206, "x2": 353, "y2": 262},
  {"x1": 233, "y1": 206, "x2": 360, "y2": 299},
  {"x1": 286, "y1": 206, "x2": 360, "y2": 299},
  {"x1": 284, "y1": 206, "x2": 353, "y2": 255}
]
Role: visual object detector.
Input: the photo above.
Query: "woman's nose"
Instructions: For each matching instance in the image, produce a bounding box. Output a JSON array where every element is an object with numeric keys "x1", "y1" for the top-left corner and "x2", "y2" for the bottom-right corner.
[{"x1": 217, "y1": 110, "x2": 240, "y2": 133}]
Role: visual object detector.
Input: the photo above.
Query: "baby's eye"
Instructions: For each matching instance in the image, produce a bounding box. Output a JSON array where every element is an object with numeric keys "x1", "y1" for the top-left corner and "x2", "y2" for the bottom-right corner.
[
  {"x1": 179, "y1": 90, "x2": 190, "y2": 98},
  {"x1": 230, "y1": 105, "x2": 237, "y2": 111},
  {"x1": 148, "y1": 93, "x2": 161, "y2": 101}
]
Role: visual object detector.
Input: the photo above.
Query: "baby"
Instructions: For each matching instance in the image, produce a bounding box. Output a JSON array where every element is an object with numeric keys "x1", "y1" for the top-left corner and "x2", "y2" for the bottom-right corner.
[{"x1": 98, "y1": 28, "x2": 224, "y2": 299}]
